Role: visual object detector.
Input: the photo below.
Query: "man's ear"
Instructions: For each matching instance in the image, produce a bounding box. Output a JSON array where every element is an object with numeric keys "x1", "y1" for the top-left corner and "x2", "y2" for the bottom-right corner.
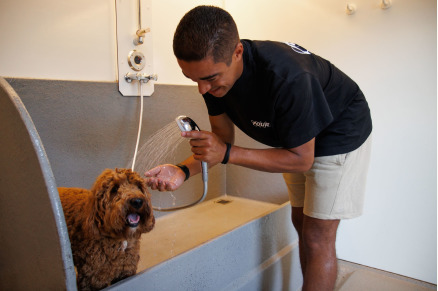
[{"x1": 234, "y1": 42, "x2": 244, "y2": 61}]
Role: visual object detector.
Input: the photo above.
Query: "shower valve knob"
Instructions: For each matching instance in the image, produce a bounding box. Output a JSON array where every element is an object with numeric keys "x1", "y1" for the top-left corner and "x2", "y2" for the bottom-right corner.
[
  {"x1": 124, "y1": 73, "x2": 158, "y2": 83},
  {"x1": 138, "y1": 73, "x2": 158, "y2": 83},
  {"x1": 134, "y1": 28, "x2": 151, "y2": 45},
  {"x1": 136, "y1": 28, "x2": 150, "y2": 37}
]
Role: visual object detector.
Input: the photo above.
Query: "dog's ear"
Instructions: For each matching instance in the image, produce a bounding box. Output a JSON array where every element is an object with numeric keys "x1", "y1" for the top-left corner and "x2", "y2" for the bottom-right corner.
[
  {"x1": 91, "y1": 169, "x2": 117, "y2": 197},
  {"x1": 86, "y1": 169, "x2": 117, "y2": 235},
  {"x1": 83, "y1": 208, "x2": 100, "y2": 237}
]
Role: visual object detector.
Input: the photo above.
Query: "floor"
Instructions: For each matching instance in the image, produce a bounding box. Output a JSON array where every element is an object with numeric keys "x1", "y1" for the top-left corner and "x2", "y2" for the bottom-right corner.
[{"x1": 335, "y1": 260, "x2": 436, "y2": 291}]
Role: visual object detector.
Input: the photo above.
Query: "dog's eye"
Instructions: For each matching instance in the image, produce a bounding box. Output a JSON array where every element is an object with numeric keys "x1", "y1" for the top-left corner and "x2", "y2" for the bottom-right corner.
[
  {"x1": 136, "y1": 182, "x2": 145, "y2": 193},
  {"x1": 110, "y1": 185, "x2": 119, "y2": 196}
]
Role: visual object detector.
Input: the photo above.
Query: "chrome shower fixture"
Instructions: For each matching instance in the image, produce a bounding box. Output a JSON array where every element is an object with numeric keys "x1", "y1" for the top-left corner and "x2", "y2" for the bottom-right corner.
[
  {"x1": 175, "y1": 116, "x2": 208, "y2": 188},
  {"x1": 125, "y1": 73, "x2": 158, "y2": 83},
  {"x1": 115, "y1": 0, "x2": 155, "y2": 96}
]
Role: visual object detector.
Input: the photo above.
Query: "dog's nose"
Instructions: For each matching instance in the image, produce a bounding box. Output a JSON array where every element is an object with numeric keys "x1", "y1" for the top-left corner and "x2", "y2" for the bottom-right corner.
[{"x1": 130, "y1": 198, "x2": 144, "y2": 209}]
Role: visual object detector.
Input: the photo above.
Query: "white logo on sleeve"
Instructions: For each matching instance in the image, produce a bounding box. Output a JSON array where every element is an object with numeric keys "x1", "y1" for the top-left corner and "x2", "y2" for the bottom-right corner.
[
  {"x1": 283, "y1": 42, "x2": 311, "y2": 55},
  {"x1": 251, "y1": 120, "x2": 271, "y2": 128}
]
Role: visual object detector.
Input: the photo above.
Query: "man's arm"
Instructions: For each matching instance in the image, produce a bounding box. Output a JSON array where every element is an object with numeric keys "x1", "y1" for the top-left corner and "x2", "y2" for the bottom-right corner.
[
  {"x1": 178, "y1": 113, "x2": 235, "y2": 177},
  {"x1": 145, "y1": 113, "x2": 313, "y2": 191},
  {"x1": 184, "y1": 113, "x2": 315, "y2": 173},
  {"x1": 227, "y1": 139, "x2": 315, "y2": 173},
  {"x1": 209, "y1": 113, "x2": 235, "y2": 144}
]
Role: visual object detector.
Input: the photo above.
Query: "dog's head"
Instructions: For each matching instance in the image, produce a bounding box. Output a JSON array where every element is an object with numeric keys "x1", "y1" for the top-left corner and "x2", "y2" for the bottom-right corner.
[{"x1": 89, "y1": 168, "x2": 155, "y2": 239}]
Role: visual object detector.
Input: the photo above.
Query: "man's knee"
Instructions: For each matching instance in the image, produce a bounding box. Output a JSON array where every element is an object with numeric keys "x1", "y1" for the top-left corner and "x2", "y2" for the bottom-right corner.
[{"x1": 302, "y1": 215, "x2": 340, "y2": 251}]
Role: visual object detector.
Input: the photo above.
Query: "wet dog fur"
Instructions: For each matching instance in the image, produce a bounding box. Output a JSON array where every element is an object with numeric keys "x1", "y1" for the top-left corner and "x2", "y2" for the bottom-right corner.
[{"x1": 58, "y1": 168, "x2": 155, "y2": 290}]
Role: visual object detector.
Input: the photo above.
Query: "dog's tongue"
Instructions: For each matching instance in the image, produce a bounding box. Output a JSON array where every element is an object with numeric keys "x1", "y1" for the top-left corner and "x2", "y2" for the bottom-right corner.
[{"x1": 127, "y1": 213, "x2": 140, "y2": 224}]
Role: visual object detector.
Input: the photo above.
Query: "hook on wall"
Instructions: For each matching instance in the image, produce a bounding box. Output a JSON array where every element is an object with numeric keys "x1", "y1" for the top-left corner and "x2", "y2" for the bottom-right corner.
[
  {"x1": 381, "y1": 0, "x2": 392, "y2": 9},
  {"x1": 346, "y1": 3, "x2": 356, "y2": 15}
]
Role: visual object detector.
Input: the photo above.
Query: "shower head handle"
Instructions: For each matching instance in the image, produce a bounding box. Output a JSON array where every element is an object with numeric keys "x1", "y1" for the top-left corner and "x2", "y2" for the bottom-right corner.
[{"x1": 175, "y1": 114, "x2": 208, "y2": 182}]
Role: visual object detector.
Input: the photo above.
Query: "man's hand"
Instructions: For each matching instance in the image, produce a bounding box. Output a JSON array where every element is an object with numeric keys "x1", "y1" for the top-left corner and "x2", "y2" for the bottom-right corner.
[
  {"x1": 182, "y1": 130, "x2": 227, "y2": 165},
  {"x1": 144, "y1": 164, "x2": 186, "y2": 191}
]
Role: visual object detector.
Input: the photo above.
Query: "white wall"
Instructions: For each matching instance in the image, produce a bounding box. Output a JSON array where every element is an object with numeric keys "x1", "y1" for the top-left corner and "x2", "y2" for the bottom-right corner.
[
  {"x1": 0, "y1": 0, "x2": 117, "y2": 81},
  {"x1": 0, "y1": 0, "x2": 436, "y2": 284}
]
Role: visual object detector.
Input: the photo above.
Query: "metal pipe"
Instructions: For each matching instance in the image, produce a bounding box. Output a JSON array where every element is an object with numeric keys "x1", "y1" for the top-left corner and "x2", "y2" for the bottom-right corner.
[{"x1": 125, "y1": 73, "x2": 158, "y2": 83}]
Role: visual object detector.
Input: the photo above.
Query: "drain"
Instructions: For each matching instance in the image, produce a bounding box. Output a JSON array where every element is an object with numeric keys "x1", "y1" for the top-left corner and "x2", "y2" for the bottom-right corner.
[{"x1": 215, "y1": 199, "x2": 232, "y2": 205}]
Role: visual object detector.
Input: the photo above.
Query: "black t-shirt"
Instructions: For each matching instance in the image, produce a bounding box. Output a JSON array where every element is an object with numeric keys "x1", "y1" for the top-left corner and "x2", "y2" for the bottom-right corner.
[{"x1": 203, "y1": 40, "x2": 372, "y2": 157}]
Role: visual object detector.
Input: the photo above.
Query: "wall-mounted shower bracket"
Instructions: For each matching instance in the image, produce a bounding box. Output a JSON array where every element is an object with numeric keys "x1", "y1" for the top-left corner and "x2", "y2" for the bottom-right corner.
[
  {"x1": 116, "y1": 0, "x2": 155, "y2": 96},
  {"x1": 125, "y1": 73, "x2": 158, "y2": 83}
]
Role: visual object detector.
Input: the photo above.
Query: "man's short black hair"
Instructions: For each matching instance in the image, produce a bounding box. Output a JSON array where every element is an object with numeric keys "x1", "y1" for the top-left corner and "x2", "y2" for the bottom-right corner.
[{"x1": 173, "y1": 5, "x2": 240, "y2": 65}]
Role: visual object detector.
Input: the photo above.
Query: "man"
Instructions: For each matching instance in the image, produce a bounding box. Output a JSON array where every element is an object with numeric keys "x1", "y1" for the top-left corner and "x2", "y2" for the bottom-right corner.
[{"x1": 145, "y1": 5, "x2": 372, "y2": 291}]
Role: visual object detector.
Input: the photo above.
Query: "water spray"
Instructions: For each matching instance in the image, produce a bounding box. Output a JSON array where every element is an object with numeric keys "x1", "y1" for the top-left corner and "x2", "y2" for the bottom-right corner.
[{"x1": 152, "y1": 116, "x2": 208, "y2": 212}]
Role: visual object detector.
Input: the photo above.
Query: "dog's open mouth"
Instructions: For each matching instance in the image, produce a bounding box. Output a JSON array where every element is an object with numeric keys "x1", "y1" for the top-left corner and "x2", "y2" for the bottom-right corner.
[{"x1": 126, "y1": 213, "x2": 141, "y2": 227}]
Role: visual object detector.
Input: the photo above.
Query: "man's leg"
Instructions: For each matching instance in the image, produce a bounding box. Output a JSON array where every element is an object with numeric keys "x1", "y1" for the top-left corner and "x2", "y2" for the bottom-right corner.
[
  {"x1": 288, "y1": 136, "x2": 372, "y2": 290},
  {"x1": 291, "y1": 207, "x2": 306, "y2": 275},
  {"x1": 301, "y1": 215, "x2": 340, "y2": 291},
  {"x1": 292, "y1": 206, "x2": 340, "y2": 290}
]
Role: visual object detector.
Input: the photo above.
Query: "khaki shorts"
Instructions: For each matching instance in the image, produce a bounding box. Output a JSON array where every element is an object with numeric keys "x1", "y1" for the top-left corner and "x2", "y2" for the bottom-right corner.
[{"x1": 283, "y1": 135, "x2": 372, "y2": 220}]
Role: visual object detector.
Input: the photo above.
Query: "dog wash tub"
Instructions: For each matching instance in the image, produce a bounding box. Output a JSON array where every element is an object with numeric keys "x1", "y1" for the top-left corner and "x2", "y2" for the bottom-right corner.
[
  {"x1": 106, "y1": 197, "x2": 303, "y2": 291},
  {"x1": 0, "y1": 77, "x2": 302, "y2": 291}
]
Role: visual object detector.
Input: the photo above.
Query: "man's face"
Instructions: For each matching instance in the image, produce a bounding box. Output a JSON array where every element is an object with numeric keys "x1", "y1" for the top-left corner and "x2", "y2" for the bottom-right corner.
[{"x1": 177, "y1": 43, "x2": 244, "y2": 97}]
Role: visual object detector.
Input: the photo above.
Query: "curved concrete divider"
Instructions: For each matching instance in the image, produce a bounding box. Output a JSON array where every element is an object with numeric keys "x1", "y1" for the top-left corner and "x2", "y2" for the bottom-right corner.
[{"x1": 0, "y1": 77, "x2": 76, "y2": 290}]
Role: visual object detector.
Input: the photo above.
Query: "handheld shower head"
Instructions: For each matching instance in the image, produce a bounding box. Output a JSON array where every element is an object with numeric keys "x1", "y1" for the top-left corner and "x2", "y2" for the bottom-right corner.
[
  {"x1": 175, "y1": 116, "x2": 207, "y2": 182},
  {"x1": 175, "y1": 115, "x2": 200, "y2": 132}
]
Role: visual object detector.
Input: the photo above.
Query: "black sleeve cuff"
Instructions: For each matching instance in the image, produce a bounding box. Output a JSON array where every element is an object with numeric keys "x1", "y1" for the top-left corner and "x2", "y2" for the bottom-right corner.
[{"x1": 176, "y1": 164, "x2": 190, "y2": 181}]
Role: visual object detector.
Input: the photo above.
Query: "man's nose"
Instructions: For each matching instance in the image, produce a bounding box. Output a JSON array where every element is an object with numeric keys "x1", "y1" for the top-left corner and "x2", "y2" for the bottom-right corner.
[{"x1": 197, "y1": 81, "x2": 211, "y2": 95}]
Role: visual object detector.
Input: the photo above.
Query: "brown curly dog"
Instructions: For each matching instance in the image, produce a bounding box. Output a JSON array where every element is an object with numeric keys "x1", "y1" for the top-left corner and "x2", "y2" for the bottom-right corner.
[{"x1": 58, "y1": 168, "x2": 155, "y2": 291}]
